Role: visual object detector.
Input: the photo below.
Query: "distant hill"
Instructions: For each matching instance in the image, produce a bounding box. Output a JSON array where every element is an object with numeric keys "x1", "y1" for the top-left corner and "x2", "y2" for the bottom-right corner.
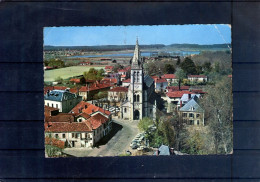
[{"x1": 44, "y1": 43, "x2": 231, "y2": 51}]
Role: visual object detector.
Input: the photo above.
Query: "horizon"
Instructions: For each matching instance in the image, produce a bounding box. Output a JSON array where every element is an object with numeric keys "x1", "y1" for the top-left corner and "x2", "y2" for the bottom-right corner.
[{"x1": 44, "y1": 25, "x2": 231, "y2": 46}]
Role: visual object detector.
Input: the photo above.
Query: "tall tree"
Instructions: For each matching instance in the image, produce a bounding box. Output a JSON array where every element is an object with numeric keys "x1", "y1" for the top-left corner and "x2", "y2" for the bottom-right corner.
[
  {"x1": 201, "y1": 76, "x2": 233, "y2": 154},
  {"x1": 180, "y1": 57, "x2": 197, "y2": 75},
  {"x1": 164, "y1": 64, "x2": 175, "y2": 74},
  {"x1": 175, "y1": 68, "x2": 186, "y2": 89}
]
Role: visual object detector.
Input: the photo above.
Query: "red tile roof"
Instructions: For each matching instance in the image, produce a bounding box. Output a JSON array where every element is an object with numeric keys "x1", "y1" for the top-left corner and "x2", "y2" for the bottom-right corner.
[
  {"x1": 70, "y1": 78, "x2": 81, "y2": 83},
  {"x1": 44, "y1": 106, "x2": 59, "y2": 116},
  {"x1": 86, "y1": 113, "x2": 109, "y2": 129},
  {"x1": 188, "y1": 75, "x2": 207, "y2": 78},
  {"x1": 108, "y1": 87, "x2": 128, "y2": 92},
  {"x1": 123, "y1": 78, "x2": 131, "y2": 83},
  {"x1": 45, "y1": 113, "x2": 75, "y2": 123},
  {"x1": 155, "y1": 78, "x2": 167, "y2": 83},
  {"x1": 161, "y1": 74, "x2": 176, "y2": 79},
  {"x1": 71, "y1": 101, "x2": 111, "y2": 116},
  {"x1": 118, "y1": 66, "x2": 131, "y2": 73},
  {"x1": 75, "y1": 112, "x2": 91, "y2": 119},
  {"x1": 167, "y1": 91, "x2": 194, "y2": 98},
  {"x1": 166, "y1": 86, "x2": 190, "y2": 91},
  {"x1": 151, "y1": 76, "x2": 159, "y2": 80},
  {"x1": 45, "y1": 137, "x2": 65, "y2": 149},
  {"x1": 101, "y1": 78, "x2": 117, "y2": 84},
  {"x1": 105, "y1": 66, "x2": 114, "y2": 70},
  {"x1": 45, "y1": 121, "x2": 92, "y2": 132},
  {"x1": 82, "y1": 103, "x2": 111, "y2": 116}
]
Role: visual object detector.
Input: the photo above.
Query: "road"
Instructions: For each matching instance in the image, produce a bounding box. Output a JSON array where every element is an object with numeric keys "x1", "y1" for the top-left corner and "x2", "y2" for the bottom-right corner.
[{"x1": 63, "y1": 119, "x2": 140, "y2": 157}]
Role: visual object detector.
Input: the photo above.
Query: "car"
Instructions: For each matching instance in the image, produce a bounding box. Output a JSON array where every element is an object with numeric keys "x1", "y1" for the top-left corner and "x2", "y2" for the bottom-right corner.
[{"x1": 131, "y1": 144, "x2": 139, "y2": 149}]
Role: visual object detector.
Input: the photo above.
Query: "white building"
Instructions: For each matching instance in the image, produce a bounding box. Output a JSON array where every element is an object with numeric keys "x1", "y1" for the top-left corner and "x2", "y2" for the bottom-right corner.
[{"x1": 44, "y1": 89, "x2": 82, "y2": 113}]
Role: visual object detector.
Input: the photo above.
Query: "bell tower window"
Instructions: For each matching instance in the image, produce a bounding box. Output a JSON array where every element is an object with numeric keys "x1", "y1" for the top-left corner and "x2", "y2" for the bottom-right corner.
[{"x1": 137, "y1": 95, "x2": 140, "y2": 102}]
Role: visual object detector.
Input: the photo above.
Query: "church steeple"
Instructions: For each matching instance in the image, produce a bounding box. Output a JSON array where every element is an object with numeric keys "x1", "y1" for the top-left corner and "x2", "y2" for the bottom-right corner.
[{"x1": 131, "y1": 37, "x2": 141, "y2": 69}]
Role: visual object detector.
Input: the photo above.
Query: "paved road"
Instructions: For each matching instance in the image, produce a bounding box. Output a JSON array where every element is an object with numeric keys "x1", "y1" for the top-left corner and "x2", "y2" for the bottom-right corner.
[{"x1": 64, "y1": 119, "x2": 140, "y2": 157}]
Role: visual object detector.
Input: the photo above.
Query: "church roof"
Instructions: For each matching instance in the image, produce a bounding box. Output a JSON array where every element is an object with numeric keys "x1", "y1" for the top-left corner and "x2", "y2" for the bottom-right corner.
[{"x1": 144, "y1": 75, "x2": 154, "y2": 87}]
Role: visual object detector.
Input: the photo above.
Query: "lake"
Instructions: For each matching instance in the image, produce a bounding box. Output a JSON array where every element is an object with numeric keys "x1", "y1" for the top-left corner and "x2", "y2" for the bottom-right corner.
[{"x1": 68, "y1": 51, "x2": 200, "y2": 58}]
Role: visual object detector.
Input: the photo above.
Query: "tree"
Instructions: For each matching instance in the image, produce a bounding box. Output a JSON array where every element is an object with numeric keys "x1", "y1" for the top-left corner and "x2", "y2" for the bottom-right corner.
[
  {"x1": 176, "y1": 57, "x2": 181, "y2": 66},
  {"x1": 202, "y1": 62, "x2": 212, "y2": 73},
  {"x1": 180, "y1": 57, "x2": 197, "y2": 75},
  {"x1": 163, "y1": 64, "x2": 175, "y2": 74},
  {"x1": 138, "y1": 117, "x2": 154, "y2": 132},
  {"x1": 83, "y1": 68, "x2": 104, "y2": 81},
  {"x1": 113, "y1": 63, "x2": 123, "y2": 73},
  {"x1": 54, "y1": 76, "x2": 63, "y2": 83},
  {"x1": 200, "y1": 77, "x2": 233, "y2": 154},
  {"x1": 175, "y1": 68, "x2": 186, "y2": 89}
]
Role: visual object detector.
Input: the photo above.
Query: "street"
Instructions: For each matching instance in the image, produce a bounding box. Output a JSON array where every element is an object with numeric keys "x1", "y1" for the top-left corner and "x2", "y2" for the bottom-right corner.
[{"x1": 63, "y1": 119, "x2": 140, "y2": 157}]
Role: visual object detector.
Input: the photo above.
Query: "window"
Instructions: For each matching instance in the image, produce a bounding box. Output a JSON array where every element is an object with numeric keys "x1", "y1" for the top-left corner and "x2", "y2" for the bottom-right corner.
[
  {"x1": 62, "y1": 134, "x2": 65, "y2": 138},
  {"x1": 134, "y1": 95, "x2": 136, "y2": 102},
  {"x1": 137, "y1": 72, "x2": 139, "y2": 82},
  {"x1": 72, "y1": 133, "x2": 75, "y2": 138},
  {"x1": 133, "y1": 71, "x2": 136, "y2": 82},
  {"x1": 78, "y1": 118, "x2": 82, "y2": 122},
  {"x1": 137, "y1": 95, "x2": 140, "y2": 102},
  {"x1": 55, "y1": 134, "x2": 58, "y2": 138},
  {"x1": 182, "y1": 113, "x2": 187, "y2": 117},
  {"x1": 197, "y1": 120, "x2": 200, "y2": 125},
  {"x1": 76, "y1": 133, "x2": 80, "y2": 139},
  {"x1": 189, "y1": 120, "x2": 193, "y2": 125},
  {"x1": 196, "y1": 114, "x2": 200, "y2": 118},
  {"x1": 47, "y1": 103, "x2": 49, "y2": 106},
  {"x1": 70, "y1": 101, "x2": 72, "y2": 106},
  {"x1": 52, "y1": 104, "x2": 54, "y2": 108},
  {"x1": 150, "y1": 108, "x2": 152, "y2": 113},
  {"x1": 189, "y1": 113, "x2": 194, "y2": 118},
  {"x1": 124, "y1": 108, "x2": 127, "y2": 113},
  {"x1": 56, "y1": 104, "x2": 58, "y2": 108}
]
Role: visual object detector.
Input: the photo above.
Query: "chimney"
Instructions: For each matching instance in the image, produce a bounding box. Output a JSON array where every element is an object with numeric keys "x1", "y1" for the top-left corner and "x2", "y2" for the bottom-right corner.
[
  {"x1": 47, "y1": 90, "x2": 50, "y2": 96},
  {"x1": 85, "y1": 104, "x2": 87, "y2": 109},
  {"x1": 156, "y1": 149, "x2": 159, "y2": 156},
  {"x1": 188, "y1": 94, "x2": 191, "y2": 99},
  {"x1": 180, "y1": 101, "x2": 183, "y2": 108}
]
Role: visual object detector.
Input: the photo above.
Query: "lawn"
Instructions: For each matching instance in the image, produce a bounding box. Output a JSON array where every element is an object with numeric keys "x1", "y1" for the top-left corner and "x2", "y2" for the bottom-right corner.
[{"x1": 44, "y1": 66, "x2": 105, "y2": 82}]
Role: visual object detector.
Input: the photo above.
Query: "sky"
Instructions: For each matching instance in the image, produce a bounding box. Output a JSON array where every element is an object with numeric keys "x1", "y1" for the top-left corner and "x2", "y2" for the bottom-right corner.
[{"x1": 44, "y1": 25, "x2": 231, "y2": 46}]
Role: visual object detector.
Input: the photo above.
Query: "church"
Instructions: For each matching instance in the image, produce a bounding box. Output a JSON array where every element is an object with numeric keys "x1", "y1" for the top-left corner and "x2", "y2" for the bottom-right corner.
[{"x1": 121, "y1": 38, "x2": 157, "y2": 120}]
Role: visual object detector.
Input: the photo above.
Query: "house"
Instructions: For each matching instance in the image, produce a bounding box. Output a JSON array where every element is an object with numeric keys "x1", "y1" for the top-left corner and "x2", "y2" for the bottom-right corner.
[
  {"x1": 79, "y1": 61, "x2": 92, "y2": 66},
  {"x1": 188, "y1": 75, "x2": 207, "y2": 83},
  {"x1": 161, "y1": 74, "x2": 178, "y2": 85},
  {"x1": 153, "y1": 77, "x2": 168, "y2": 93},
  {"x1": 166, "y1": 90, "x2": 194, "y2": 113},
  {"x1": 118, "y1": 66, "x2": 131, "y2": 76},
  {"x1": 122, "y1": 78, "x2": 131, "y2": 87},
  {"x1": 166, "y1": 86, "x2": 190, "y2": 92},
  {"x1": 44, "y1": 106, "x2": 59, "y2": 117},
  {"x1": 69, "y1": 78, "x2": 81, "y2": 84},
  {"x1": 108, "y1": 87, "x2": 128, "y2": 104},
  {"x1": 177, "y1": 94, "x2": 201, "y2": 110},
  {"x1": 45, "y1": 102, "x2": 112, "y2": 148},
  {"x1": 79, "y1": 82, "x2": 112, "y2": 100},
  {"x1": 105, "y1": 66, "x2": 114, "y2": 73},
  {"x1": 44, "y1": 89, "x2": 82, "y2": 113},
  {"x1": 101, "y1": 78, "x2": 118, "y2": 86},
  {"x1": 179, "y1": 96, "x2": 205, "y2": 126}
]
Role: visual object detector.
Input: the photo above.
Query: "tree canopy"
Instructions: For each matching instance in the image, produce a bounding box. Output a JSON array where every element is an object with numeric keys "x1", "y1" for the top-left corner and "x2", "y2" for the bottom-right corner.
[
  {"x1": 83, "y1": 68, "x2": 104, "y2": 81},
  {"x1": 180, "y1": 57, "x2": 197, "y2": 75}
]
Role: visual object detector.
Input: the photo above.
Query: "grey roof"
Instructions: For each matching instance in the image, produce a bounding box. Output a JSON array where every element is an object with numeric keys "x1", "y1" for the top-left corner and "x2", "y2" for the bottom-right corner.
[
  {"x1": 153, "y1": 145, "x2": 170, "y2": 155},
  {"x1": 44, "y1": 90, "x2": 77, "y2": 102},
  {"x1": 179, "y1": 97, "x2": 204, "y2": 113},
  {"x1": 144, "y1": 75, "x2": 154, "y2": 87},
  {"x1": 178, "y1": 94, "x2": 200, "y2": 105}
]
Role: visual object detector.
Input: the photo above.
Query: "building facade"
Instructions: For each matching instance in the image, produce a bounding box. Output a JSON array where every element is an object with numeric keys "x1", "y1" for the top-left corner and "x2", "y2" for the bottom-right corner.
[{"x1": 121, "y1": 39, "x2": 157, "y2": 120}]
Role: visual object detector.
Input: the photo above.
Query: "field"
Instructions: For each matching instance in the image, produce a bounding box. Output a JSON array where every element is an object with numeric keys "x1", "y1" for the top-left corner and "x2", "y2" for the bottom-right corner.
[{"x1": 44, "y1": 66, "x2": 105, "y2": 82}]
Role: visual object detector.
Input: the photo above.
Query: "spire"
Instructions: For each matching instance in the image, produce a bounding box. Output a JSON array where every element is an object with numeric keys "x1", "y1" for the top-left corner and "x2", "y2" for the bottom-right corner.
[{"x1": 132, "y1": 37, "x2": 141, "y2": 67}]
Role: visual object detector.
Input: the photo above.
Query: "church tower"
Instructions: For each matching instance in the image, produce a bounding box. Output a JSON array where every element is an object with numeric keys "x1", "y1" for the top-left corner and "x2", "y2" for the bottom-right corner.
[{"x1": 129, "y1": 38, "x2": 144, "y2": 120}]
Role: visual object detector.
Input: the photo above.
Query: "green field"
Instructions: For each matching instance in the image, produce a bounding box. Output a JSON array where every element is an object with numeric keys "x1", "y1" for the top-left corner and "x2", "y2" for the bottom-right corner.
[{"x1": 44, "y1": 66, "x2": 105, "y2": 82}]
